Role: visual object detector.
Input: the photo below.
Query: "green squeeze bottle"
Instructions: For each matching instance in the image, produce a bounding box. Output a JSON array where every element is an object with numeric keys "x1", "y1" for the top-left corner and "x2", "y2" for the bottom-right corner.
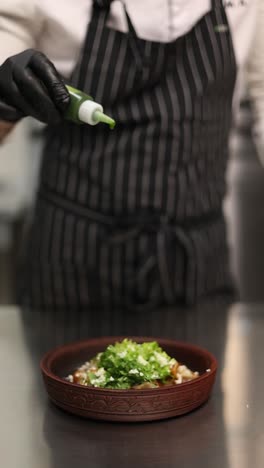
[{"x1": 65, "y1": 85, "x2": 115, "y2": 129}]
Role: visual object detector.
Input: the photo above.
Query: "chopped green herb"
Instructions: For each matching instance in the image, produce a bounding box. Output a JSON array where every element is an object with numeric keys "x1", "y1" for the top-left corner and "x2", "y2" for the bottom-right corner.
[{"x1": 67, "y1": 339, "x2": 199, "y2": 389}]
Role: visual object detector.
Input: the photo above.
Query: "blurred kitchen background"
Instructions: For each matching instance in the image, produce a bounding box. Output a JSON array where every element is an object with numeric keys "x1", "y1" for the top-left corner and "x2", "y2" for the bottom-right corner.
[{"x1": 0, "y1": 84, "x2": 263, "y2": 305}]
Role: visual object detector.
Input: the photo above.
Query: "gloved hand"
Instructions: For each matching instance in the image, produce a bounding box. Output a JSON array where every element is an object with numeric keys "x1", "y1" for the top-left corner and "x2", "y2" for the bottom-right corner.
[{"x1": 0, "y1": 49, "x2": 70, "y2": 124}]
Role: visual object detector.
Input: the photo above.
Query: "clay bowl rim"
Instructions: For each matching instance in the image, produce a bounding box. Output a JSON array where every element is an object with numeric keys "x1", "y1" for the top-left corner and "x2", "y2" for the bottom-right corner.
[{"x1": 40, "y1": 336, "x2": 218, "y2": 396}]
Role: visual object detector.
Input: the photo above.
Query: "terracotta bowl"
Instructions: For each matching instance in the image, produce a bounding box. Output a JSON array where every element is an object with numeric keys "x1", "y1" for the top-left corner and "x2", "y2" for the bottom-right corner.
[{"x1": 40, "y1": 336, "x2": 217, "y2": 422}]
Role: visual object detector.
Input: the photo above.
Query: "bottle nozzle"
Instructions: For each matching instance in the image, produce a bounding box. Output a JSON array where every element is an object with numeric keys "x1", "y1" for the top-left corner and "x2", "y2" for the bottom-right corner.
[{"x1": 93, "y1": 111, "x2": 116, "y2": 129}]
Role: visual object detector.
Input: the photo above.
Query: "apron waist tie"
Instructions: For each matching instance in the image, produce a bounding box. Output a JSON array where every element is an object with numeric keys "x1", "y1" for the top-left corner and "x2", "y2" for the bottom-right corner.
[{"x1": 39, "y1": 189, "x2": 223, "y2": 311}]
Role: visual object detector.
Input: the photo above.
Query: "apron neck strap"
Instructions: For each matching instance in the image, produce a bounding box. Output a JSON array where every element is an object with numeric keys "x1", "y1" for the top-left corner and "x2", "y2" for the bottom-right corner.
[
  {"x1": 92, "y1": 0, "x2": 138, "y2": 37},
  {"x1": 211, "y1": 0, "x2": 222, "y2": 8},
  {"x1": 93, "y1": 0, "x2": 113, "y2": 7},
  {"x1": 92, "y1": 0, "x2": 144, "y2": 69}
]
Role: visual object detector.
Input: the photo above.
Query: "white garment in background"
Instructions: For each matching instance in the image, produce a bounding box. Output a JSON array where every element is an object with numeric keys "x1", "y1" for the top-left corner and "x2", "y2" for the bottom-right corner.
[
  {"x1": 0, "y1": 0, "x2": 258, "y2": 75},
  {"x1": 0, "y1": 0, "x2": 263, "y2": 160}
]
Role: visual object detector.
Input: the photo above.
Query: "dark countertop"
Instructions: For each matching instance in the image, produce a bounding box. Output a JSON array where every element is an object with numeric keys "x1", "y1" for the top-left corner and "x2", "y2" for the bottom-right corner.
[{"x1": 1, "y1": 298, "x2": 264, "y2": 468}]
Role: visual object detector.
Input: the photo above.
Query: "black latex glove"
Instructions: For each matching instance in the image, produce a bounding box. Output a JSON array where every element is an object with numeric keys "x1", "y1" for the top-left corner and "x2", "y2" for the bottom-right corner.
[{"x1": 0, "y1": 49, "x2": 70, "y2": 124}]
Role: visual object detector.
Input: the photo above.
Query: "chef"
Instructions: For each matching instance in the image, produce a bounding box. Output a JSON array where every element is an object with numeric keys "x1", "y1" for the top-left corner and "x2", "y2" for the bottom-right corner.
[{"x1": 0, "y1": 0, "x2": 262, "y2": 310}]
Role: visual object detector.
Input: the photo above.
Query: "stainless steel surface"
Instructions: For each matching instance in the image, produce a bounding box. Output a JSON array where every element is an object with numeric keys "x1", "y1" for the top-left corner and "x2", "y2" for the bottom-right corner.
[{"x1": 1, "y1": 299, "x2": 264, "y2": 468}]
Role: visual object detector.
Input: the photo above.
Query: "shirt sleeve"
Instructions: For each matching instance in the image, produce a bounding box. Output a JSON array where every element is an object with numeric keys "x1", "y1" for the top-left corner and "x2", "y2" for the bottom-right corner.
[
  {"x1": 246, "y1": 0, "x2": 264, "y2": 164},
  {"x1": 0, "y1": 0, "x2": 44, "y2": 65}
]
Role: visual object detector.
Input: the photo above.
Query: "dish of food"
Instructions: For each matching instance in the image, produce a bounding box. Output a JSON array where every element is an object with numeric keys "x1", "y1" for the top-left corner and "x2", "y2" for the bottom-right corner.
[
  {"x1": 66, "y1": 339, "x2": 200, "y2": 389},
  {"x1": 41, "y1": 336, "x2": 217, "y2": 422}
]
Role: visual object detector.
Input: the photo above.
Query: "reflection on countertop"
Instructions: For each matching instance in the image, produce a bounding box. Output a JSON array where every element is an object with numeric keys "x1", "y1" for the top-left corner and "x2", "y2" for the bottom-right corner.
[{"x1": 223, "y1": 304, "x2": 264, "y2": 468}]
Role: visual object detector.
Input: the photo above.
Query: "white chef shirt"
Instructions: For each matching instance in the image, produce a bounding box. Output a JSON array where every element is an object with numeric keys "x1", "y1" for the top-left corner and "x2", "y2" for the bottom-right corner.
[
  {"x1": 0, "y1": 0, "x2": 258, "y2": 76},
  {"x1": 0, "y1": 0, "x2": 264, "y2": 158}
]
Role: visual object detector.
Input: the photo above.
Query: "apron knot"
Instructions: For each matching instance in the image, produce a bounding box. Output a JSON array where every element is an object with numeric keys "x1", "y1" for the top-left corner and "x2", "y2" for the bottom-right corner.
[{"x1": 104, "y1": 214, "x2": 191, "y2": 311}]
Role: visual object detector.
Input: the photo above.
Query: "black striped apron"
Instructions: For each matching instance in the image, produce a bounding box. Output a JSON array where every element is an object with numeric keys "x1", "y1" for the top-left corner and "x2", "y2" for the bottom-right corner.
[{"x1": 19, "y1": 0, "x2": 237, "y2": 311}]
